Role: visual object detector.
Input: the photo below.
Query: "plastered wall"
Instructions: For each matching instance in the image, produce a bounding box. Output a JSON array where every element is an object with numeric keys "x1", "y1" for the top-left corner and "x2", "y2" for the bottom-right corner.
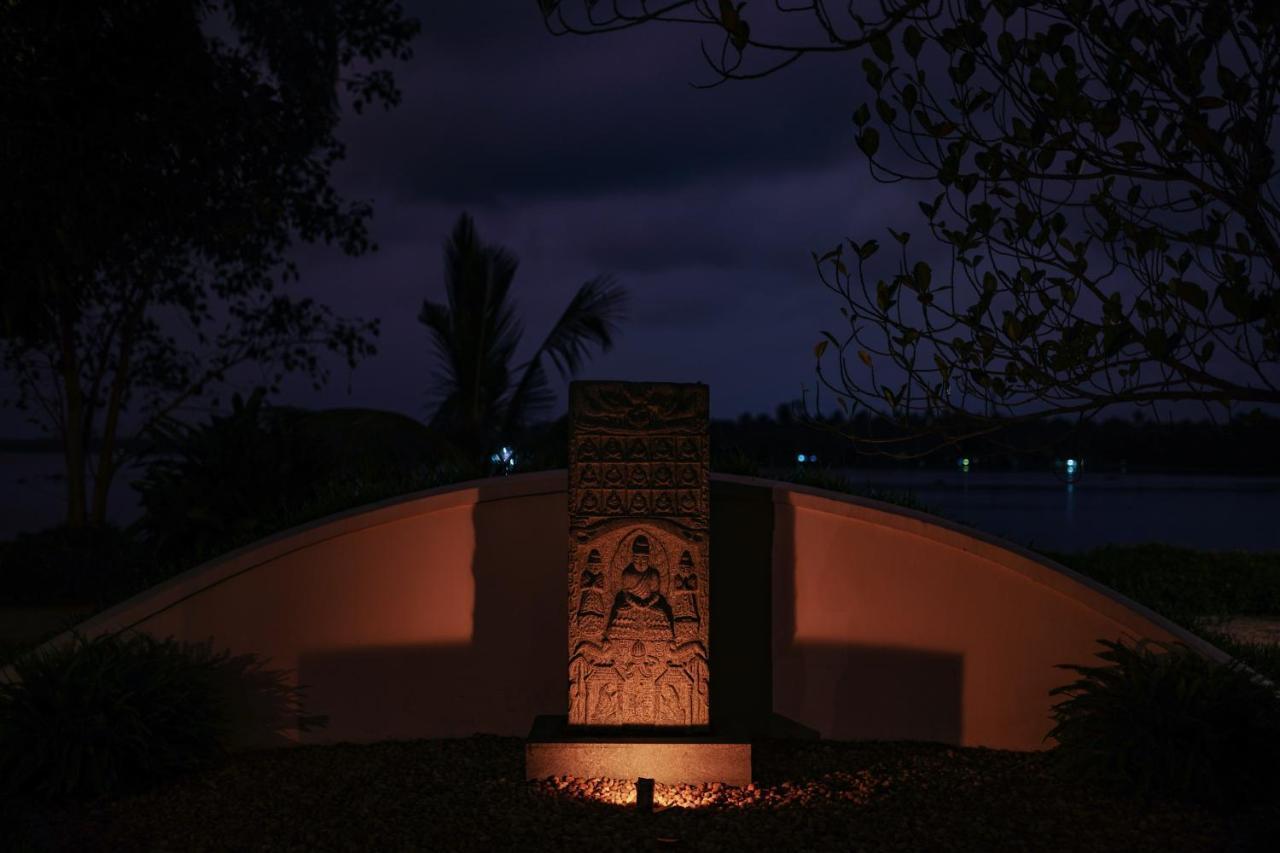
[{"x1": 51, "y1": 471, "x2": 1219, "y2": 750}]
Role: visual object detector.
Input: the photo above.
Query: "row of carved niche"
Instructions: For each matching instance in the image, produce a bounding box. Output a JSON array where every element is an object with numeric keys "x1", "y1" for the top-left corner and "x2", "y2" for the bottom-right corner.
[
  {"x1": 576, "y1": 489, "x2": 701, "y2": 515},
  {"x1": 574, "y1": 461, "x2": 703, "y2": 489},
  {"x1": 575, "y1": 434, "x2": 704, "y2": 462}
]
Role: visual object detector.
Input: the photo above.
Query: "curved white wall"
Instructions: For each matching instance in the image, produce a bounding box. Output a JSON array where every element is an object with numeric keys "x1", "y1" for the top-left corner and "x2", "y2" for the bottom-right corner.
[{"x1": 53, "y1": 471, "x2": 1218, "y2": 751}]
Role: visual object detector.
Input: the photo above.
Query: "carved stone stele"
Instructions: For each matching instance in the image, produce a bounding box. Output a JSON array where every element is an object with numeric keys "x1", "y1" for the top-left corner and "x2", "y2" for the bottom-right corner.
[{"x1": 567, "y1": 381, "x2": 710, "y2": 728}]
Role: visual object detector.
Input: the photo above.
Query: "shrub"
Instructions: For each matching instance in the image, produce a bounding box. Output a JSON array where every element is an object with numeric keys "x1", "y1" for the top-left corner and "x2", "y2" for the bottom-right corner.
[
  {"x1": 1048, "y1": 638, "x2": 1280, "y2": 806},
  {"x1": 1, "y1": 633, "x2": 233, "y2": 799},
  {"x1": 0, "y1": 525, "x2": 151, "y2": 606},
  {"x1": 1051, "y1": 545, "x2": 1280, "y2": 626},
  {"x1": 134, "y1": 394, "x2": 459, "y2": 563},
  {"x1": 1196, "y1": 629, "x2": 1280, "y2": 686},
  {"x1": 712, "y1": 446, "x2": 762, "y2": 477}
]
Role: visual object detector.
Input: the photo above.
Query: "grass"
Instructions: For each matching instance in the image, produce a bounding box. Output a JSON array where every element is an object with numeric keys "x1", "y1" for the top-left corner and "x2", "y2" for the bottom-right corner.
[
  {"x1": 1048, "y1": 545, "x2": 1280, "y2": 683},
  {"x1": 1048, "y1": 545, "x2": 1280, "y2": 627},
  {"x1": 6, "y1": 737, "x2": 1272, "y2": 853},
  {"x1": 1196, "y1": 629, "x2": 1280, "y2": 684}
]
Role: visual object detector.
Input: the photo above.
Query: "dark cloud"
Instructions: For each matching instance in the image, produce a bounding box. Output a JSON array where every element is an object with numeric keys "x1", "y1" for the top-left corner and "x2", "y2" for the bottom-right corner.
[
  {"x1": 337, "y1": 4, "x2": 868, "y2": 204},
  {"x1": 0, "y1": 1, "x2": 896, "y2": 438}
]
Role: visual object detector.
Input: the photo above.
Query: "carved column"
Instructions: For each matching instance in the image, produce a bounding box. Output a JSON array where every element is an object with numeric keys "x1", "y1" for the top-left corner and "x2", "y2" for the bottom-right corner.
[{"x1": 566, "y1": 381, "x2": 710, "y2": 728}]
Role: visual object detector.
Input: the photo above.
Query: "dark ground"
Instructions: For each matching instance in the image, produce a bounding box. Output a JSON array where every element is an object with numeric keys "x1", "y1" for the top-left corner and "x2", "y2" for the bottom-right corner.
[{"x1": 7, "y1": 737, "x2": 1276, "y2": 852}]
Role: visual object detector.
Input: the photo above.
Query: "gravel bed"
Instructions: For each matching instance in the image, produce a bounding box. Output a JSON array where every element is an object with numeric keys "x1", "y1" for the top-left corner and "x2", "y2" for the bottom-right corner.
[{"x1": 7, "y1": 736, "x2": 1275, "y2": 852}]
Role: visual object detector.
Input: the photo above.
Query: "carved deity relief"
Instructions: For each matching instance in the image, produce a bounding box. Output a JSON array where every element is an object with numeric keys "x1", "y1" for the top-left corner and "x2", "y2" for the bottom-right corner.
[{"x1": 567, "y1": 382, "x2": 709, "y2": 728}]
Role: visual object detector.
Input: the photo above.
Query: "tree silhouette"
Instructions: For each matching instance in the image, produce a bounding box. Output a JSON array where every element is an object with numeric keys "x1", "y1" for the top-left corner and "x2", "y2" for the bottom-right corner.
[
  {"x1": 0, "y1": 1, "x2": 418, "y2": 525},
  {"x1": 420, "y1": 213, "x2": 627, "y2": 468},
  {"x1": 544, "y1": 0, "x2": 1280, "y2": 457}
]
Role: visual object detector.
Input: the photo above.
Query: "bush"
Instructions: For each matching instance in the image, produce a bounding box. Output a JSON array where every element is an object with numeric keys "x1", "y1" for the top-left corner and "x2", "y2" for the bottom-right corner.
[
  {"x1": 134, "y1": 393, "x2": 459, "y2": 562},
  {"x1": 712, "y1": 446, "x2": 762, "y2": 476},
  {"x1": 1195, "y1": 629, "x2": 1280, "y2": 686},
  {"x1": 1049, "y1": 638, "x2": 1280, "y2": 806},
  {"x1": 0, "y1": 525, "x2": 151, "y2": 606},
  {"x1": 1051, "y1": 545, "x2": 1280, "y2": 627},
  {"x1": 1, "y1": 633, "x2": 234, "y2": 799}
]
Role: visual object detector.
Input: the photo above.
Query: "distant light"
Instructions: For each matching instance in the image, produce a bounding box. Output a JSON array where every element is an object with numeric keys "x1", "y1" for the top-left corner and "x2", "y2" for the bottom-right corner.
[
  {"x1": 490, "y1": 446, "x2": 517, "y2": 471},
  {"x1": 797, "y1": 453, "x2": 807, "y2": 463},
  {"x1": 809, "y1": 454, "x2": 818, "y2": 464},
  {"x1": 1066, "y1": 458, "x2": 1078, "y2": 472},
  {"x1": 959, "y1": 456, "x2": 971, "y2": 472}
]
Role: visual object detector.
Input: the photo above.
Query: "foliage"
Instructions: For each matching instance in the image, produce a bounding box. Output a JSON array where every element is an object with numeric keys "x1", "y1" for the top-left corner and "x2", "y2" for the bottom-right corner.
[
  {"x1": 134, "y1": 390, "x2": 326, "y2": 557},
  {"x1": 1053, "y1": 544, "x2": 1280, "y2": 627},
  {"x1": 419, "y1": 213, "x2": 627, "y2": 469},
  {"x1": 1197, "y1": 629, "x2": 1280, "y2": 687},
  {"x1": 0, "y1": 525, "x2": 151, "y2": 606},
  {"x1": 0, "y1": 403, "x2": 473, "y2": 611},
  {"x1": 134, "y1": 392, "x2": 456, "y2": 560},
  {"x1": 0, "y1": 1, "x2": 419, "y2": 525},
  {"x1": 1048, "y1": 638, "x2": 1280, "y2": 805},
  {"x1": 712, "y1": 445, "x2": 764, "y2": 476},
  {"x1": 545, "y1": 0, "x2": 1280, "y2": 457},
  {"x1": 0, "y1": 633, "x2": 232, "y2": 799}
]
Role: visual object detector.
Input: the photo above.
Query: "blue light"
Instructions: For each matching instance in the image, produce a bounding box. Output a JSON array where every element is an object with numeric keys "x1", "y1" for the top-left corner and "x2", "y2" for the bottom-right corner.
[
  {"x1": 490, "y1": 446, "x2": 517, "y2": 471},
  {"x1": 1066, "y1": 458, "x2": 1077, "y2": 472},
  {"x1": 796, "y1": 453, "x2": 807, "y2": 463}
]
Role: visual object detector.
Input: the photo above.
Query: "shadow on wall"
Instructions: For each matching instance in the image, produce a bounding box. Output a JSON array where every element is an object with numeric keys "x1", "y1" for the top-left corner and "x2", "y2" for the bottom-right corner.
[
  {"x1": 292, "y1": 479, "x2": 963, "y2": 743},
  {"x1": 773, "y1": 643, "x2": 963, "y2": 742},
  {"x1": 710, "y1": 480, "x2": 774, "y2": 733},
  {"x1": 770, "y1": 492, "x2": 964, "y2": 744},
  {"x1": 215, "y1": 650, "x2": 330, "y2": 750},
  {"x1": 296, "y1": 491, "x2": 568, "y2": 741}
]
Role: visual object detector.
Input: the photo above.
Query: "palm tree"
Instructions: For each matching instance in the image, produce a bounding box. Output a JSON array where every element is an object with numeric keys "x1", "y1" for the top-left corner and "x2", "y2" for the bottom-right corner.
[{"x1": 419, "y1": 212, "x2": 627, "y2": 469}]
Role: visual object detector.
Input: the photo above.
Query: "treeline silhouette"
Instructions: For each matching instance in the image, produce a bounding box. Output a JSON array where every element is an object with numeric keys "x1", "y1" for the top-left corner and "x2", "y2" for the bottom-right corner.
[
  {"x1": 5, "y1": 405, "x2": 1277, "y2": 476},
  {"x1": 711, "y1": 408, "x2": 1280, "y2": 475},
  {"x1": 518, "y1": 406, "x2": 1280, "y2": 475}
]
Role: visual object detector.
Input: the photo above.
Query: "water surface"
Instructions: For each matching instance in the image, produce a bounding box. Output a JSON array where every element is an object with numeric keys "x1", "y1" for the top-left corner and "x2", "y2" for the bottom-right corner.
[{"x1": 3, "y1": 452, "x2": 1278, "y2": 551}]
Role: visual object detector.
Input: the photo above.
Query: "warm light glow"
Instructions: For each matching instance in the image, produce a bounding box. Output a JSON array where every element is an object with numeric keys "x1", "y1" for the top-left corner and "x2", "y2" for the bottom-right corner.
[{"x1": 534, "y1": 776, "x2": 750, "y2": 810}]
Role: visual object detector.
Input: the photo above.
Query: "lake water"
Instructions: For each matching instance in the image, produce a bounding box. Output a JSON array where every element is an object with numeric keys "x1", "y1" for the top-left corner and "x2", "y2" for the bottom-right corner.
[
  {"x1": 0, "y1": 452, "x2": 146, "y2": 539},
  {"x1": 819, "y1": 468, "x2": 1280, "y2": 553},
  {"x1": 2, "y1": 452, "x2": 1278, "y2": 551}
]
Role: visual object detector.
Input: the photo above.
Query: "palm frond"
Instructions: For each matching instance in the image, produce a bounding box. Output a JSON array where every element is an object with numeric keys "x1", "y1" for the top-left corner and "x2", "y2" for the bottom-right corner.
[
  {"x1": 505, "y1": 275, "x2": 627, "y2": 432},
  {"x1": 424, "y1": 213, "x2": 526, "y2": 431},
  {"x1": 422, "y1": 214, "x2": 627, "y2": 462}
]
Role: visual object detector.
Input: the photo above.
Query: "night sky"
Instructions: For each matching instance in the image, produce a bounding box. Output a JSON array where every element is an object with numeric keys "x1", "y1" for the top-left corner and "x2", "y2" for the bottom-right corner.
[{"x1": 281, "y1": 3, "x2": 894, "y2": 423}]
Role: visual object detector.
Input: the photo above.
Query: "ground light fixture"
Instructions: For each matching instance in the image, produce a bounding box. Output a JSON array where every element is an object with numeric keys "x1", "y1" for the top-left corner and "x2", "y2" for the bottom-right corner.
[{"x1": 635, "y1": 777, "x2": 655, "y2": 813}]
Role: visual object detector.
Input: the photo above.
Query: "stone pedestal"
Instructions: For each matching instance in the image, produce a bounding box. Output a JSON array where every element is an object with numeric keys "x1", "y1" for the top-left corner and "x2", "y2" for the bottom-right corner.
[{"x1": 525, "y1": 715, "x2": 751, "y2": 786}]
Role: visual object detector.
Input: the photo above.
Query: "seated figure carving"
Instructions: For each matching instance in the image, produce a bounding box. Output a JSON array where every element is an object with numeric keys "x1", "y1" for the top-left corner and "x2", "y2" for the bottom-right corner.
[{"x1": 604, "y1": 534, "x2": 674, "y2": 640}]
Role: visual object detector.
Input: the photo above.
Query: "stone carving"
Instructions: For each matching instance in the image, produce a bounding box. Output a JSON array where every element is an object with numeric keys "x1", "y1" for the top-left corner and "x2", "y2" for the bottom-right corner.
[{"x1": 567, "y1": 381, "x2": 709, "y2": 728}]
